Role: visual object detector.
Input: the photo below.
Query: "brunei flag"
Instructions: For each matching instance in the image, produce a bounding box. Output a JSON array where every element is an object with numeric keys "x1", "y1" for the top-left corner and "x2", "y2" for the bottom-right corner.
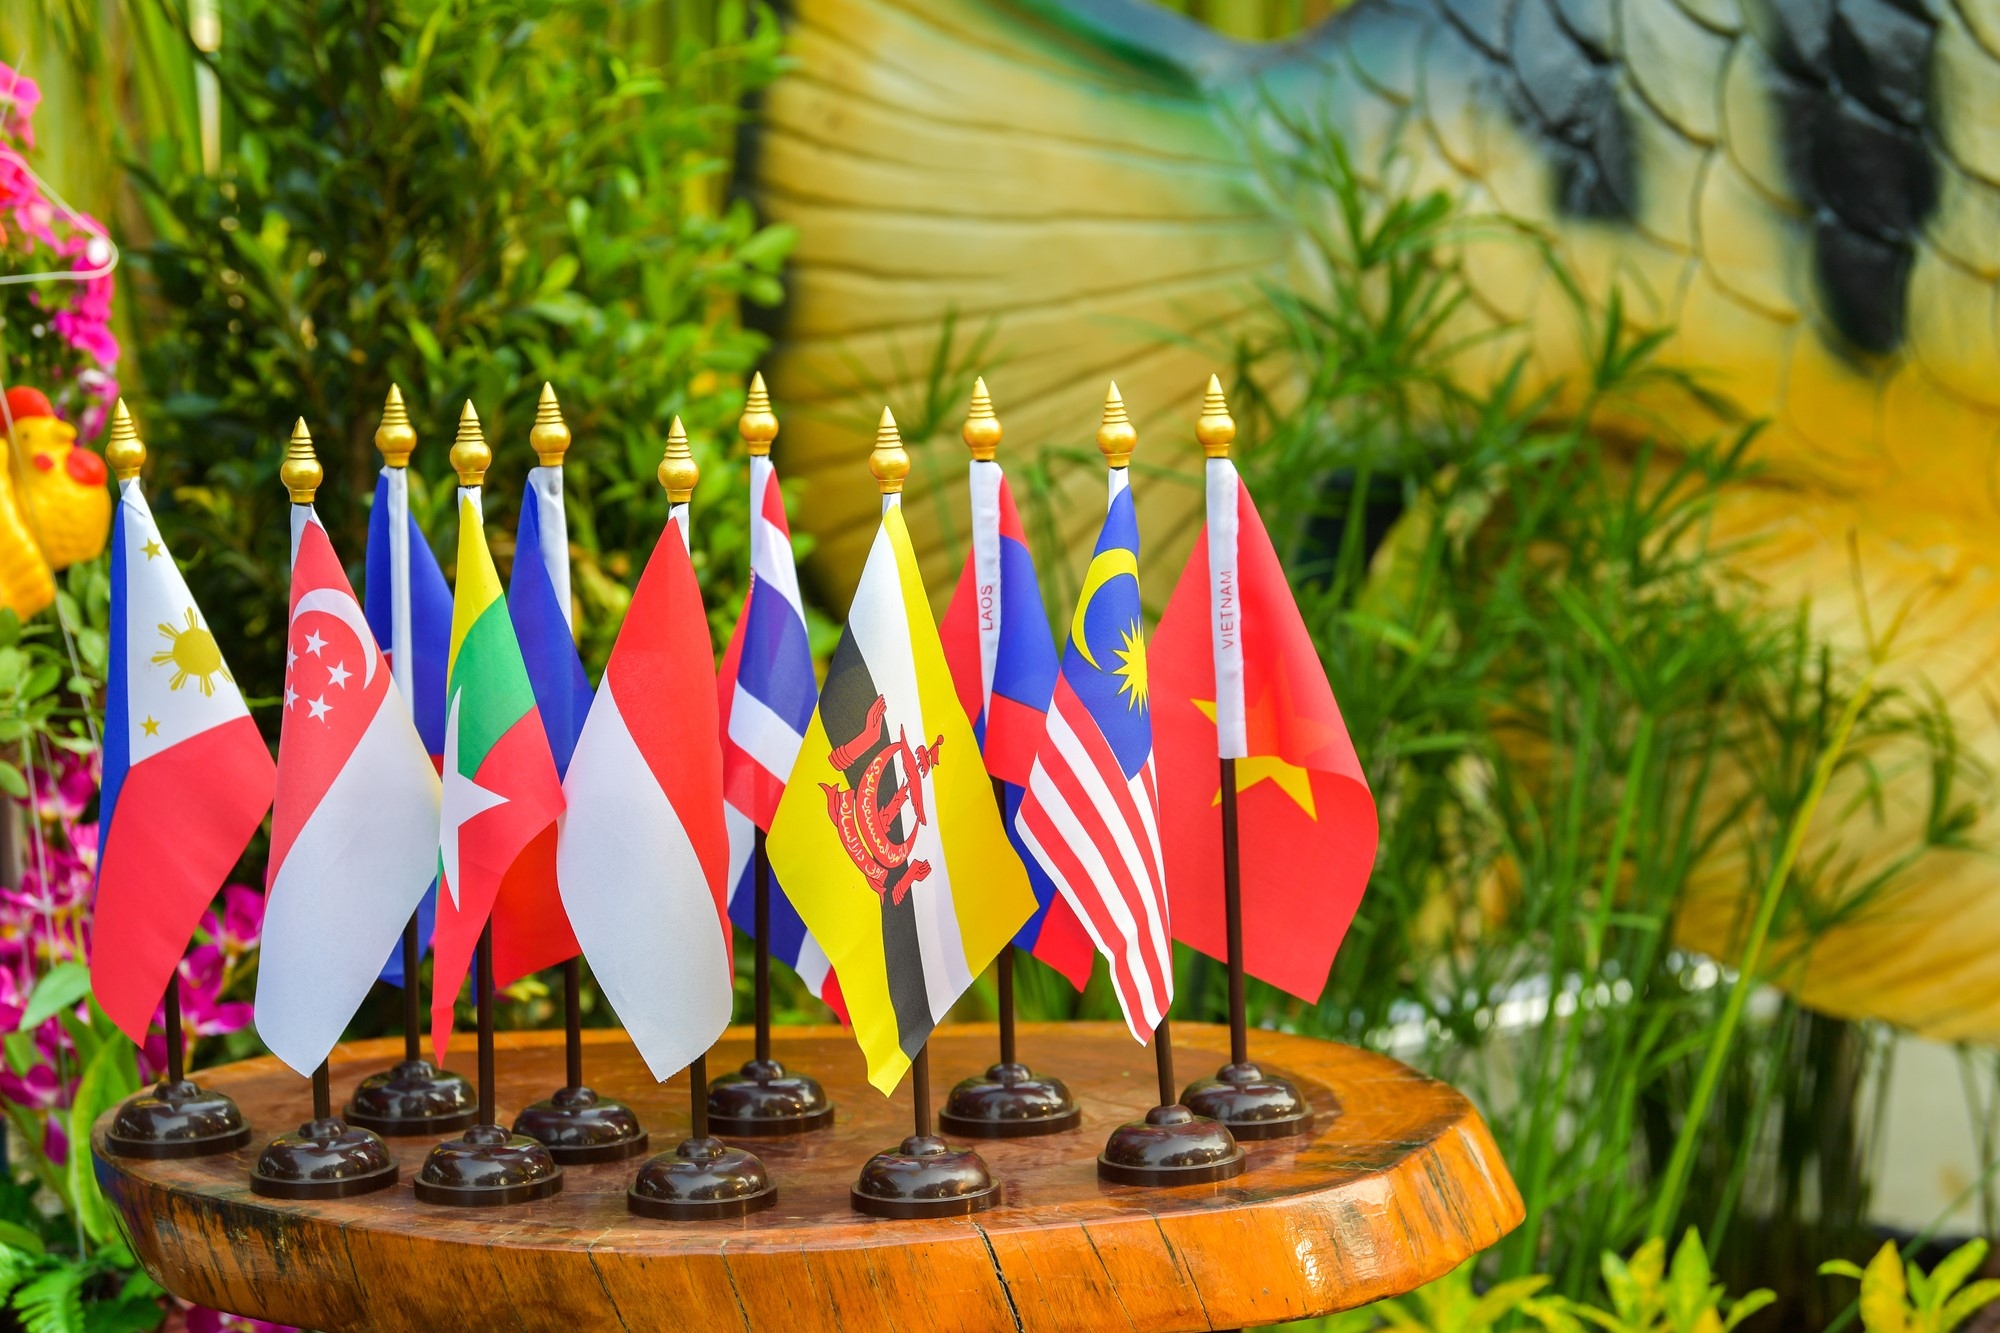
[
  {"x1": 768, "y1": 447, "x2": 1036, "y2": 1094},
  {"x1": 430, "y1": 473, "x2": 566, "y2": 1060}
]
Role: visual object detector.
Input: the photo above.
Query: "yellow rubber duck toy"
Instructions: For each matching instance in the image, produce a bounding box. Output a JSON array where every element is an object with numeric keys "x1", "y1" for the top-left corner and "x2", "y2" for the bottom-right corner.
[{"x1": 0, "y1": 387, "x2": 112, "y2": 618}]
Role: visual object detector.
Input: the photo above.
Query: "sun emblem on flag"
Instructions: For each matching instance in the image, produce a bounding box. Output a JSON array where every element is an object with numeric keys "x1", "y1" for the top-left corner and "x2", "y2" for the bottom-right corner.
[
  {"x1": 1112, "y1": 620, "x2": 1148, "y2": 710},
  {"x1": 152, "y1": 609, "x2": 230, "y2": 696}
]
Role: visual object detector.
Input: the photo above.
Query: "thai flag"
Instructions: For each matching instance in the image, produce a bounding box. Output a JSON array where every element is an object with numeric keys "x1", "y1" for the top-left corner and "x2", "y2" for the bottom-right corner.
[
  {"x1": 716, "y1": 453, "x2": 843, "y2": 1015},
  {"x1": 1014, "y1": 471, "x2": 1172, "y2": 1043},
  {"x1": 363, "y1": 463, "x2": 451, "y2": 986},
  {"x1": 939, "y1": 454, "x2": 1095, "y2": 990},
  {"x1": 94, "y1": 472, "x2": 275, "y2": 1046}
]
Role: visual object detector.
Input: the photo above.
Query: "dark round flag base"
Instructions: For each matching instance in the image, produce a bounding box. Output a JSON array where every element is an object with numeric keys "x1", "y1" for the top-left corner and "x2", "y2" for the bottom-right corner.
[
  {"x1": 345, "y1": 1059, "x2": 478, "y2": 1137},
  {"x1": 103, "y1": 1080, "x2": 253, "y2": 1161},
  {"x1": 249, "y1": 1117, "x2": 399, "y2": 1199},
  {"x1": 707, "y1": 1058, "x2": 835, "y2": 1136},
  {"x1": 1180, "y1": 1061, "x2": 1319, "y2": 1141},
  {"x1": 850, "y1": 1134, "x2": 999, "y2": 1218},
  {"x1": 413, "y1": 1124, "x2": 563, "y2": 1207},
  {"x1": 627, "y1": 1136, "x2": 776, "y2": 1220},
  {"x1": 939, "y1": 1062, "x2": 1082, "y2": 1139},
  {"x1": 512, "y1": 1085, "x2": 650, "y2": 1164},
  {"x1": 1097, "y1": 1104, "x2": 1245, "y2": 1186}
]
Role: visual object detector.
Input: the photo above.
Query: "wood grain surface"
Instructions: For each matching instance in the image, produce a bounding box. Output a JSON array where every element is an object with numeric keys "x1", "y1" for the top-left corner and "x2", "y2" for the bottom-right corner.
[{"x1": 95, "y1": 1022, "x2": 1521, "y2": 1332}]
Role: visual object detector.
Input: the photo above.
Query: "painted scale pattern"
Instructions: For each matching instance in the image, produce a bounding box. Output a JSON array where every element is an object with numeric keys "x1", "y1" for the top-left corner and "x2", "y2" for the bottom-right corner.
[{"x1": 753, "y1": 0, "x2": 2000, "y2": 1040}]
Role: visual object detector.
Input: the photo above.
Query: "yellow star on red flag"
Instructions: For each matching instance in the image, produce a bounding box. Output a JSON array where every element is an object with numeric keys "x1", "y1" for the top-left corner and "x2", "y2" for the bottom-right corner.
[{"x1": 1190, "y1": 697, "x2": 1318, "y2": 819}]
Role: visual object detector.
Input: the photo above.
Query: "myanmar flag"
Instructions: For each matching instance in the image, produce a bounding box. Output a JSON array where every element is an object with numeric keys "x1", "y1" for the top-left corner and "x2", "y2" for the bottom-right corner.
[
  {"x1": 431, "y1": 490, "x2": 566, "y2": 1060},
  {"x1": 768, "y1": 500, "x2": 1036, "y2": 1094}
]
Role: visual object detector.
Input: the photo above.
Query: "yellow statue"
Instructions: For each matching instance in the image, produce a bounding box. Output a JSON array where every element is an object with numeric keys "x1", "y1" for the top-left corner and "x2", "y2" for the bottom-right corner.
[
  {"x1": 0, "y1": 387, "x2": 112, "y2": 617},
  {"x1": 750, "y1": 0, "x2": 2000, "y2": 1040}
]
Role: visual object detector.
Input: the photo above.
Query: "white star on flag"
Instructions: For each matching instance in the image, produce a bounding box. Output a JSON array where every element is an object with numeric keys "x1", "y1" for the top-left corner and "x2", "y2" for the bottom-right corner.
[
  {"x1": 304, "y1": 629, "x2": 327, "y2": 656},
  {"x1": 439, "y1": 690, "x2": 507, "y2": 910},
  {"x1": 326, "y1": 661, "x2": 351, "y2": 689},
  {"x1": 308, "y1": 696, "x2": 332, "y2": 722},
  {"x1": 284, "y1": 684, "x2": 298, "y2": 710}
]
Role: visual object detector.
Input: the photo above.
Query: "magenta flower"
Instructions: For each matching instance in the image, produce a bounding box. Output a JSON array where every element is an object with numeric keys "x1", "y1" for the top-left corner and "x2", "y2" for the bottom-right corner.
[
  {"x1": 184, "y1": 1308, "x2": 297, "y2": 1333},
  {"x1": 41, "y1": 1116, "x2": 65, "y2": 1168},
  {"x1": 204, "y1": 886, "x2": 266, "y2": 961},
  {"x1": 0, "y1": 1060, "x2": 61, "y2": 1112},
  {"x1": 0, "y1": 64, "x2": 41, "y2": 146}
]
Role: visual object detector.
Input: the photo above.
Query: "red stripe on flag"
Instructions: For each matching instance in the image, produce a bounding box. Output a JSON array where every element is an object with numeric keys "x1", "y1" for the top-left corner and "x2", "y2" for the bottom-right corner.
[
  {"x1": 93, "y1": 717, "x2": 274, "y2": 1045},
  {"x1": 938, "y1": 549, "x2": 985, "y2": 734}
]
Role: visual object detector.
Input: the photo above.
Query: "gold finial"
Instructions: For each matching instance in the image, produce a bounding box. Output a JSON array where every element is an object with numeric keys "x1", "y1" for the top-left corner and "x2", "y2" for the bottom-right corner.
[
  {"x1": 530, "y1": 383, "x2": 571, "y2": 467},
  {"x1": 1196, "y1": 375, "x2": 1235, "y2": 459},
  {"x1": 869, "y1": 407, "x2": 909, "y2": 494},
  {"x1": 376, "y1": 384, "x2": 417, "y2": 468},
  {"x1": 105, "y1": 399, "x2": 145, "y2": 480},
  {"x1": 281, "y1": 418, "x2": 322, "y2": 503},
  {"x1": 1096, "y1": 382, "x2": 1136, "y2": 468},
  {"x1": 740, "y1": 372, "x2": 779, "y2": 458},
  {"x1": 963, "y1": 377, "x2": 1001, "y2": 462},
  {"x1": 451, "y1": 400, "x2": 490, "y2": 486},
  {"x1": 659, "y1": 416, "x2": 699, "y2": 502}
]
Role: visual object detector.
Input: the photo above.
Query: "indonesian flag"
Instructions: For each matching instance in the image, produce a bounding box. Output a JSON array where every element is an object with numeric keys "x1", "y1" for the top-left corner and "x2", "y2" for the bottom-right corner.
[
  {"x1": 557, "y1": 506, "x2": 731, "y2": 1082},
  {"x1": 431, "y1": 489, "x2": 566, "y2": 1061},
  {"x1": 1152, "y1": 438, "x2": 1379, "y2": 1004},
  {"x1": 95, "y1": 476, "x2": 275, "y2": 1046},
  {"x1": 256, "y1": 510, "x2": 441, "y2": 1076}
]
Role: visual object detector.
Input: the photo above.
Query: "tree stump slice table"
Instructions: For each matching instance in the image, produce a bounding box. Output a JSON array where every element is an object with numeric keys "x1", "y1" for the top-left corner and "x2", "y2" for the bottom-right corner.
[{"x1": 95, "y1": 1023, "x2": 1521, "y2": 1332}]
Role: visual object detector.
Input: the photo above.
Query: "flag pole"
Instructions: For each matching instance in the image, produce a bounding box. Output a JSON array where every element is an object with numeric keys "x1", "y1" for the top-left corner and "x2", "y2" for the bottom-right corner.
[
  {"x1": 1176, "y1": 378, "x2": 1314, "y2": 1141},
  {"x1": 413, "y1": 401, "x2": 564, "y2": 1208},
  {"x1": 939, "y1": 379, "x2": 1080, "y2": 1141},
  {"x1": 249, "y1": 418, "x2": 398, "y2": 1199},
  {"x1": 99, "y1": 403, "x2": 256, "y2": 1164},
  {"x1": 347, "y1": 385, "x2": 476, "y2": 1139},
  {"x1": 629, "y1": 416, "x2": 777, "y2": 1221},
  {"x1": 508, "y1": 385, "x2": 648, "y2": 1166},
  {"x1": 706, "y1": 375, "x2": 833, "y2": 1138}
]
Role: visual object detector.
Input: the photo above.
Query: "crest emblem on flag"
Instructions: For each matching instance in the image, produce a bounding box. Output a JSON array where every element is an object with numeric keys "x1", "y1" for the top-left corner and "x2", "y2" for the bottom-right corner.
[{"x1": 821, "y1": 699, "x2": 943, "y2": 902}]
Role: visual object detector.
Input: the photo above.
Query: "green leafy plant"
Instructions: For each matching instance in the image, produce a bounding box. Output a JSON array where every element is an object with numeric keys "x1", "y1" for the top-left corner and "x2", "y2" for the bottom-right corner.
[
  {"x1": 1378, "y1": 1261, "x2": 1579, "y2": 1333},
  {"x1": 1579, "y1": 1231, "x2": 1774, "y2": 1333},
  {"x1": 1822, "y1": 1240, "x2": 2000, "y2": 1333},
  {"x1": 0, "y1": 1237, "x2": 164, "y2": 1333}
]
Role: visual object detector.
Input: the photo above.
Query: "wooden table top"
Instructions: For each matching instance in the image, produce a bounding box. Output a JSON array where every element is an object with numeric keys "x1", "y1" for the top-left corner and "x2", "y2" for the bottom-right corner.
[{"x1": 95, "y1": 1022, "x2": 1521, "y2": 1333}]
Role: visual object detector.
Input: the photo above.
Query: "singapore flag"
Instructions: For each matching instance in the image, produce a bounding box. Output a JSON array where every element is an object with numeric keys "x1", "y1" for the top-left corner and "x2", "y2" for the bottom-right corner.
[{"x1": 254, "y1": 510, "x2": 442, "y2": 1076}]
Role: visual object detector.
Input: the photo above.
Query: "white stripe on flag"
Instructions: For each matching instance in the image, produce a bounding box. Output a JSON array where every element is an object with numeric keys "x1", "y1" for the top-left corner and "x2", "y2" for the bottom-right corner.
[
  {"x1": 795, "y1": 934, "x2": 832, "y2": 995},
  {"x1": 847, "y1": 522, "x2": 973, "y2": 1022},
  {"x1": 1108, "y1": 467, "x2": 1129, "y2": 503},
  {"x1": 384, "y1": 467, "x2": 415, "y2": 713},
  {"x1": 723, "y1": 802, "x2": 756, "y2": 909},
  {"x1": 528, "y1": 466, "x2": 574, "y2": 629},
  {"x1": 969, "y1": 459, "x2": 1003, "y2": 715},
  {"x1": 1207, "y1": 458, "x2": 1246, "y2": 758},
  {"x1": 727, "y1": 683, "x2": 806, "y2": 781},
  {"x1": 256, "y1": 687, "x2": 440, "y2": 1075},
  {"x1": 558, "y1": 678, "x2": 732, "y2": 1082},
  {"x1": 749, "y1": 457, "x2": 807, "y2": 619}
]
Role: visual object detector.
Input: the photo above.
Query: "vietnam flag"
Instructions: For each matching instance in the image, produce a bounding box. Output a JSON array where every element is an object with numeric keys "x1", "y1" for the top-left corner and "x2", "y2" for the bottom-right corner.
[
  {"x1": 431, "y1": 478, "x2": 566, "y2": 1061},
  {"x1": 1153, "y1": 381, "x2": 1378, "y2": 1003}
]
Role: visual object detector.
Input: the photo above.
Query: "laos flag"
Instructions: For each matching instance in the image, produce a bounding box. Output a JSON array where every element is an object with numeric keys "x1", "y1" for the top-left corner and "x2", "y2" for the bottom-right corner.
[
  {"x1": 95, "y1": 459, "x2": 275, "y2": 1046},
  {"x1": 363, "y1": 458, "x2": 452, "y2": 986},
  {"x1": 939, "y1": 389, "x2": 1094, "y2": 992}
]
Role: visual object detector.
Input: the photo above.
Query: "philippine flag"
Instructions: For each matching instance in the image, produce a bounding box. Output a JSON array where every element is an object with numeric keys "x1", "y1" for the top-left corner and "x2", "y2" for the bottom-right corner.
[
  {"x1": 363, "y1": 447, "x2": 452, "y2": 986},
  {"x1": 256, "y1": 504, "x2": 443, "y2": 1076},
  {"x1": 716, "y1": 421, "x2": 843, "y2": 1016},
  {"x1": 558, "y1": 498, "x2": 732, "y2": 1081},
  {"x1": 95, "y1": 434, "x2": 275, "y2": 1047},
  {"x1": 938, "y1": 382, "x2": 1095, "y2": 992}
]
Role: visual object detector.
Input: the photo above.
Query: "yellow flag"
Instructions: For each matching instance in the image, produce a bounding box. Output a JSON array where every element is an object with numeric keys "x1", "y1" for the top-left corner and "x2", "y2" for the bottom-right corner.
[{"x1": 768, "y1": 505, "x2": 1036, "y2": 1093}]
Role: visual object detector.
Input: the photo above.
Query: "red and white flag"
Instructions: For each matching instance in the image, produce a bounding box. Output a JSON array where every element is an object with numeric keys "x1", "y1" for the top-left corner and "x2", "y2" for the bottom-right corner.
[
  {"x1": 1153, "y1": 406, "x2": 1378, "y2": 1003},
  {"x1": 255, "y1": 510, "x2": 444, "y2": 1076},
  {"x1": 557, "y1": 506, "x2": 732, "y2": 1082}
]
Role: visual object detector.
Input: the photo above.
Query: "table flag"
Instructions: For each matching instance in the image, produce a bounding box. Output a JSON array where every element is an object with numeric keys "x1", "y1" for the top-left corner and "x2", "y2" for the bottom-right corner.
[
  {"x1": 362, "y1": 386, "x2": 451, "y2": 987},
  {"x1": 429, "y1": 405, "x2": 565, "y2": 1061},
  {"x1": 1013, "y1": 386, "x2": 1173, "y2": 1046},
  {"x1": 95, "y1": 402, "x2": 275, "y2": 1047},
  {"x1": 1153, "y1": 379, "x2": 1378, "y2": 1002},
  {"x1": 718, "y1": 375, "x2": 843, "y2": 1016},
  {"x1": 938, "y1": 379, "x2": 1095, "y2": 991},
  {"x1": 490, "y1": 385, "x2": 590, "y2": 986},
  {"x1": 767, "y1": 410, "x2": 1035, "y2": 1093},
  {"x1": 557, "y1": 419, "x2": 733, "y2": 1082},
  {"x1": 257, "y1": 422, "x2": 440, "y2": 1076}
]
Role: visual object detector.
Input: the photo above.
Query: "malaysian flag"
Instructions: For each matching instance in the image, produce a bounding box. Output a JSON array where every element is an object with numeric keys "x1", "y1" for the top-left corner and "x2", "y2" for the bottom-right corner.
[
  {"x1": 718, "y1": 398, "x2": 843, "y2": 1016},
  {"x1": 1014, "y1": 408, "x2": 1171, "y2": 1043}
]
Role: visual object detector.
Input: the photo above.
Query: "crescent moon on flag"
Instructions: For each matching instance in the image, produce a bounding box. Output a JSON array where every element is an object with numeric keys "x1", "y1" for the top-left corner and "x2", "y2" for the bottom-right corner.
[
  {"x1": 1069, "y1": 547, "x2": 1139, "y2": 672},
  {"x1": 292, "y1": 589, "x2": 379, "y2": 686}
]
